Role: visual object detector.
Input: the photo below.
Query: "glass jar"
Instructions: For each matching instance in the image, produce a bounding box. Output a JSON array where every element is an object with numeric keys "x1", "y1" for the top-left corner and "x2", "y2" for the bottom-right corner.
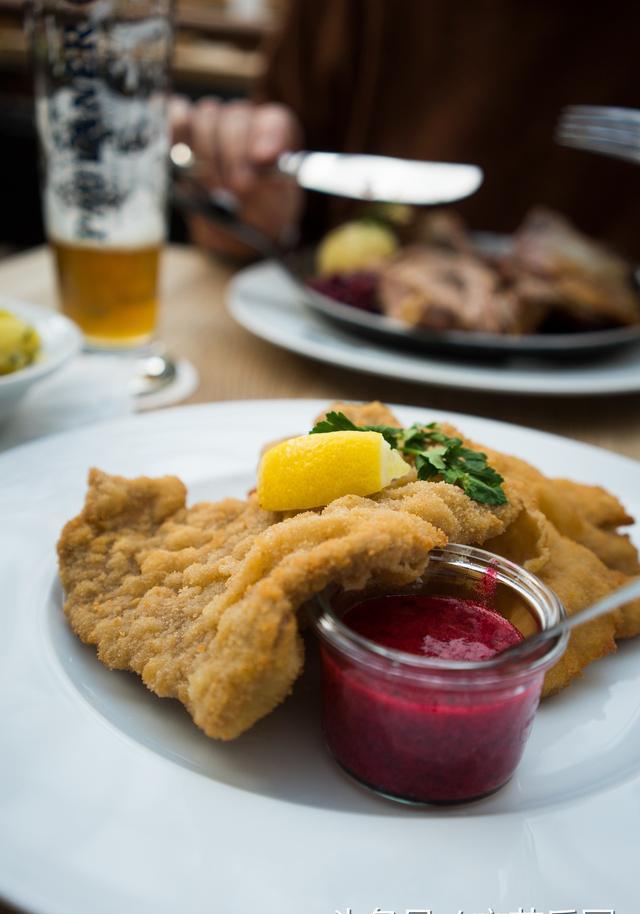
[{"x1": 311, "y1": 544, "x2": 568, "y2": 805}]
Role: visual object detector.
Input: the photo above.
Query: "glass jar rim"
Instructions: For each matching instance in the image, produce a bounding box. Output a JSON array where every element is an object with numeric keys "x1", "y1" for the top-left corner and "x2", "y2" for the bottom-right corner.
[{"x1": 310, "y1": 543, "x2": 568, "y2": 685}]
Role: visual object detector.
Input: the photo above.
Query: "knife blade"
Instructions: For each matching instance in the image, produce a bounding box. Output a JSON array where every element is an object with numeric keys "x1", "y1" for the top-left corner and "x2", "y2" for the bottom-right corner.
[
  {"x1": 276, "y1": 151, "x2": 483, "y2": 204},
  {"x1": 170, "y1": 143, "x2": 483, "y2": 206}
]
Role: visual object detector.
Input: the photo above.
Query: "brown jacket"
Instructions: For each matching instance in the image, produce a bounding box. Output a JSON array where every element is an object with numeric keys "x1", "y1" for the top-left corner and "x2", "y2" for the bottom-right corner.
[{"x1": 258, "y1": 0, "x2": 640, "y2": 255}]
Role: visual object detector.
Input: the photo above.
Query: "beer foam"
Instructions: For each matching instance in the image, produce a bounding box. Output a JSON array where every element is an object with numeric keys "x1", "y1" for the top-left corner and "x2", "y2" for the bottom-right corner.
[
  {"x1": 38, "y1": 89, "x2": 168, "y2": 248},
  {"x1": 44, "y1": 182, "x2": 166, "y2": 248}
]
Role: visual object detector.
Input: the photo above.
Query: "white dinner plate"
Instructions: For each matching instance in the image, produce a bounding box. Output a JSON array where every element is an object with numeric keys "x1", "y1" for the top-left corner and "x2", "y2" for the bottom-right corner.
[
  {"x1": 1, "y1": 399, "x2": 639, "y2": 914},
  {"x1": 227, "y1": 262, "x2": 640, "y2": 396}
]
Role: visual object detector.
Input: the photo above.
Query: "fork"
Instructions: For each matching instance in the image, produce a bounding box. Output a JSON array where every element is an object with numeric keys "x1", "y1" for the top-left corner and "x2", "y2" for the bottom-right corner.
[{"x1": 556, "y1": 105, "x2": 640, "y2": 165}]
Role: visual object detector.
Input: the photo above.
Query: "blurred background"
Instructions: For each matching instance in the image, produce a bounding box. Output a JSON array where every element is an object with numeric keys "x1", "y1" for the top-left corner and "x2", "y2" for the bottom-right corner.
[
  {"x1": 4, "y1": 0, "x2": 640, "y2": 260},
  {"x1": 0, "y1": 0, "x2": 283, "y2": 255}
]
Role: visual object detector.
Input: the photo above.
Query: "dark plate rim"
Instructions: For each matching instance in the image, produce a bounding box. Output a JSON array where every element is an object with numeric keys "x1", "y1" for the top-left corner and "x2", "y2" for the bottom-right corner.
[
  {"x1": 302, "y1": 284, "x2": 640, "y2": 352},
  {"x1": 288, "y1": 234, "x2": 640, "y2": 357}
]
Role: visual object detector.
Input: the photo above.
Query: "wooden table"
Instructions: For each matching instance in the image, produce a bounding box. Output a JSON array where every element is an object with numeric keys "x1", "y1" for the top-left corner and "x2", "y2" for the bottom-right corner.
[
  {"x1": 0, "y1": 244, "x2": 638, "y2": 914},
  {"x1": 2, "y1": 243, "x2": 639, "y2": 460}
]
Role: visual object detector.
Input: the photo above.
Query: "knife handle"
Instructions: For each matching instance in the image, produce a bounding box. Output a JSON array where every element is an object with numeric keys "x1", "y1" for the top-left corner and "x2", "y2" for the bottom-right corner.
[
  {"x1": 171, "y1": 142, "x2": 299, "y2": 183},
  {"x1": 275, "y1": 151, "x2": 306, "y2": 179}
]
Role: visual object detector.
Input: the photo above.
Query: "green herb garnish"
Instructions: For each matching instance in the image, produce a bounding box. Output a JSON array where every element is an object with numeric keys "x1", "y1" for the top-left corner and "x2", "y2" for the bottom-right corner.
[{"x1": 310, "y1": 411, "x2": 507, "y2": 506}]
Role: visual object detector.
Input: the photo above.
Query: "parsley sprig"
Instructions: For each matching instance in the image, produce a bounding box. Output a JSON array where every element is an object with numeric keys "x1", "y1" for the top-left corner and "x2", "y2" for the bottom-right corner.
[{"x1": 310, "y1": 411, "x2": 507, "y2": 506}]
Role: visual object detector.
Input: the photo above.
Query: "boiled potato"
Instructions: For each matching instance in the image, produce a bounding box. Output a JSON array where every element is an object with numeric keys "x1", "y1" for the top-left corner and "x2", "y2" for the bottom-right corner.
[
  {"x1": 0, "y1": 310, "x2": 40, "y2": 375},
  {"x1": 317, "y1": 220, "x2": 398, "y2": 275}
]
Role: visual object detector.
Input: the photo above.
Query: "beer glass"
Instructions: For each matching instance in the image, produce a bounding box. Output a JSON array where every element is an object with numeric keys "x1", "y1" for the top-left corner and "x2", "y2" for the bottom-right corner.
[{"x1": 28, "y1": 0, "x2": 172, "y2": 349}]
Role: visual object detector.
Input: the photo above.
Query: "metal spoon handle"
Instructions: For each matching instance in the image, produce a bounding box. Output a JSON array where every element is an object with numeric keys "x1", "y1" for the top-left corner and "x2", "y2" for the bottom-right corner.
[{"x1": 503, "y1": 576, "x2": 640, "y2": 661}]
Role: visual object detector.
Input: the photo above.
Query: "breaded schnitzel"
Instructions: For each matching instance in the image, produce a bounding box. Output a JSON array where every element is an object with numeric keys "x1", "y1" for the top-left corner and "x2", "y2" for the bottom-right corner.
[
  {"x1": 335, "y1": 402, "x2": 640, "y2": 695},
  {"x1": 58, "y1": 463, "x2": 517, "y2": 739},
  {"x1": 57, "y1": 402, "x2": 639, "y2": 737}
]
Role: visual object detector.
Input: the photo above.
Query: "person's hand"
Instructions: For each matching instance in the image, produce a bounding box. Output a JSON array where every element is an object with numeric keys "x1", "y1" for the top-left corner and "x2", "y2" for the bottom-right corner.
[{"x1": 169, "y1": 96, "x2": 304, "y2": 258}]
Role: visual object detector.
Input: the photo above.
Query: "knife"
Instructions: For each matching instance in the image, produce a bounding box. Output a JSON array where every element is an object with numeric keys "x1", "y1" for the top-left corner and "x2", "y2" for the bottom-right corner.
[
  {"x1": 170, "y1": 143, "x2": 483, "y2": 205},
  {"x1": 278, "y1": 151, "x2": 483, "y2": 204}
]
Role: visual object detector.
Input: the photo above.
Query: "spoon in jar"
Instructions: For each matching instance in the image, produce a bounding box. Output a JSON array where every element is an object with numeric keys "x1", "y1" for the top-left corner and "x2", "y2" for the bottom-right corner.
[{"x1": 499, "y1": 576, "x2": 640, "y2": 662}]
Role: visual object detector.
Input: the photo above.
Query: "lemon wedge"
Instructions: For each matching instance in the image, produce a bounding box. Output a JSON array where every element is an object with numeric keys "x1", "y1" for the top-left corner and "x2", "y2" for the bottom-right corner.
[{"x1": 257, "y1": 430, "x2": 411, "y2": 511}]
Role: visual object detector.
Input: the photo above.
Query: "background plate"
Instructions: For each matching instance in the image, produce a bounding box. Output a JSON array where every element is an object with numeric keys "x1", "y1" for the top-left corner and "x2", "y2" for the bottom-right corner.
[
  {"x1": 286, "y1": 236, "x2": 640, "y2": 359},
  {"x1": 228, "y1": 262, "x2": 640, "y2": 396},
  {"x1": 1, "y1": 400, "x2": 639, "y2": 914}
]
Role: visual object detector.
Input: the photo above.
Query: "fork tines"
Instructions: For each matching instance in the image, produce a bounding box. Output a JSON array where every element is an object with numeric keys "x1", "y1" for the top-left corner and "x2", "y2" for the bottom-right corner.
[{"x1": 556, "y1": 105, "x2": 640, "y2": 164}]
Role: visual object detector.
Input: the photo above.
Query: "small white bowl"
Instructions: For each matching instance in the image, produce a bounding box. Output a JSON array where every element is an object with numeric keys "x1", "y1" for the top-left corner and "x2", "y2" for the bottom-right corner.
[{"x1": 0, "y1": 298, "x2": 83, "y2": 424}]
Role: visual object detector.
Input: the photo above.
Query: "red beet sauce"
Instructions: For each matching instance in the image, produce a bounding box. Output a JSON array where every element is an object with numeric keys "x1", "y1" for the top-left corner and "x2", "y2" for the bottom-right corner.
[
  {"x1": 345, "y1": 595, "x2": 522, "y2": 661},
  {"x1": 320, "y1": 594, "x2": 543, "y2": 804}
]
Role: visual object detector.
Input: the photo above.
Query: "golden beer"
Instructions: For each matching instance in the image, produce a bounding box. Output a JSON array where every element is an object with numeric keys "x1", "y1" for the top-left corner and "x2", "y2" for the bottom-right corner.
[
  {"x1": 52, "y1": 239, "x2": 161, "y2": 347},
  {"x1": 32, "y1": 0, "x2": 172, "y2": 350}
]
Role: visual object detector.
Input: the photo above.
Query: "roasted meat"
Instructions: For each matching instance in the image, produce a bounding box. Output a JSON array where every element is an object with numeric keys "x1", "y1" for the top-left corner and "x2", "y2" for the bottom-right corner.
[
  {"x1": 507, "y1": 207, "x2": 640, "y2": 327},
  {"x1": 317, "y1": 208, "x2": 640, "y2": 335},
  {"x1": 378, "y1": 246, "x2": 543, "y2": 334}
]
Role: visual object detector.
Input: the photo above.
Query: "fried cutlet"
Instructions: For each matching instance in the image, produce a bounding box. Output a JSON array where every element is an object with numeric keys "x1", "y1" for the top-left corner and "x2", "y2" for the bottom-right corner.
[
  {"x1": 335, "y1": 401, "x2": 640, "y2": 690},
  {"x1": 58, "y1": 467, "x2": 516, "y2": 739},
  {"x1": 57, "y1": 401, "x2": 640, "y2": 738}
]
